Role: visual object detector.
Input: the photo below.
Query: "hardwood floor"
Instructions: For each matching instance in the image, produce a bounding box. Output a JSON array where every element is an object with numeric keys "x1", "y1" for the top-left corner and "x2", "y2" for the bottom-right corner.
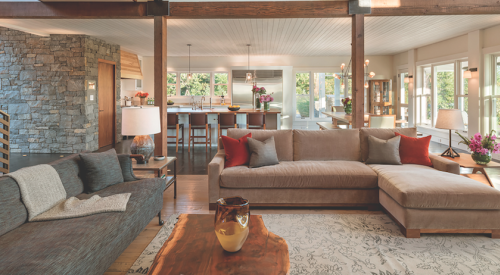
[{"x1": 104, "y1": 173, "x2": 382, "y2": 275}]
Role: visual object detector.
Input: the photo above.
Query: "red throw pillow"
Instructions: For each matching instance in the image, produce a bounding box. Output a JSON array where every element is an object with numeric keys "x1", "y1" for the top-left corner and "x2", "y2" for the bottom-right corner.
[
  {"x1": 221, "y1": 133, "x2": 252, "y2": 168},
  {"x1": 395, "y1": 132, "x2": 433, "y2": 167}
]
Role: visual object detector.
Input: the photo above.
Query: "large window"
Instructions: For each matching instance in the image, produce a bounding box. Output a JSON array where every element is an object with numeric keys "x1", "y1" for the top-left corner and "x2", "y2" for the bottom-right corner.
[
  {"x1": 458, "y1": 61, "x2": 469, "y2": 130},
  {"x1": 435, "y1": 63, "x2": 455, "y2": 110},
  {"x1": 167, "y1": 72, "x2": 229, "y2": 97},
  {"x1": 487, "y1": 56, "x2": 500, "y2": 133},
  {"x1": 295, "y1": 73, "x2": 310, "y2": 119},
  {"x1": 416, "y1": 67, "x2": 432, "y2": 125},
  {"x1": 398, "y1": 72, "x2": 409, "y2": 121}
]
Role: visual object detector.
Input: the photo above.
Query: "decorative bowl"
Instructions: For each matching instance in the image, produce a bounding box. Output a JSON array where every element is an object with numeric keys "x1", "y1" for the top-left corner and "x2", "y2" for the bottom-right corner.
[
  {"x1": 167, "y1": 102, "x2": 174, "y2": 106},
  {"x1": 228, "y1": 107, "x2": 240, "y2": 111}
]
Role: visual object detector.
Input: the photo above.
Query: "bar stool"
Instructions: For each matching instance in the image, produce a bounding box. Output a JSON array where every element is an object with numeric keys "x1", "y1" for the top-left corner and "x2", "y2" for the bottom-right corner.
[
  {"x1": 246, "y1": 113, "x2": 266, "y2": 129},
  {"x1": 167, "y1": 113, "x2": 184, "y2": 152},
  {"x1": 188, "y1": 113, "x2": 212, "y2": 152},
  {"x1": 218, "y1": 113, "x2": 238, "y2": 137}
]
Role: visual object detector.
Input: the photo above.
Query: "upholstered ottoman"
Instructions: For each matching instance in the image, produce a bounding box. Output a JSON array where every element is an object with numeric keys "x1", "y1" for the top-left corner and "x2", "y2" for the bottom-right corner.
[{"x1": 370, "y1": 164, "x2": 500, "y2": 238}]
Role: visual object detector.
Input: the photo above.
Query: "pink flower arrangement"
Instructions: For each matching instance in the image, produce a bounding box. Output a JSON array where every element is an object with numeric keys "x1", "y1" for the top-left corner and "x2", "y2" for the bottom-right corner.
[
  {"x1": 341, "y1": 97, "x2": 352, "y2": 108},
  {"x1": 252, "y1": 85, "x2": 266, "y2": 95},
  {"x1": 135, "y1": 91, "x2": 149, "y2": 98},
  {"x1": 260, "y1": 93, "x2": 274, "y2": 103},
  {"x1": 457, "y1": 130, "x2": 500, "y2": 155}
]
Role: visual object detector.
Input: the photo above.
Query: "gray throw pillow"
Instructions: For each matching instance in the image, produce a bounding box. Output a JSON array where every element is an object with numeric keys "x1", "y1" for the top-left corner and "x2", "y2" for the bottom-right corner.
[
  {"x1": 79, "y1": 149, "x2": 124, "y2": 193},
  {"x1": 365, "y1": 135, "x2": 402, "y2": 165},
  {"x1": 247, "y1": 137, "x2": 280, "y2": 168}
]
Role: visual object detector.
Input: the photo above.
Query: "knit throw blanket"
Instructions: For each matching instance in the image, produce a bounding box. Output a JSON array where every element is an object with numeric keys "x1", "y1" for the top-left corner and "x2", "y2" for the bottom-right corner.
[{"x1": 7, "y1": 164, "x2": 131, "y2": 222}]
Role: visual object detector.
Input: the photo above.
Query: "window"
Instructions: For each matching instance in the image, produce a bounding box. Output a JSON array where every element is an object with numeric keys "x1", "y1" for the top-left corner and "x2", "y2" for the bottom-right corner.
[
  {"x1": 487, "y1": 56, "x2": 500, "y2": 133},
  {"x1": 417, "y1": 66, "x2": 432, "y2": 125},
  {"x1": 313, "y1": 73, "x2": 339, "y2": 118},
  {"x1": 180, "y1": 73, "x2": 210, "y2": 96},
  {"x1": 458, "y1": 61, "x2": 468, "y2": 130},
  {"x1": 167, "y1": 73, "x2": 176, "y2": 96},
  {"x1": 295, "y1": 73, "x2": 310, "y2": 119},
  {"x1": 214, "y1": 73, "x2": 228, "y2": 96},
  {"x1": 399, "y1": 72, "x2": 409, "y2": 121},
  {"x1": 435, "y1": 63, "x2": 455, "y2": 110}
]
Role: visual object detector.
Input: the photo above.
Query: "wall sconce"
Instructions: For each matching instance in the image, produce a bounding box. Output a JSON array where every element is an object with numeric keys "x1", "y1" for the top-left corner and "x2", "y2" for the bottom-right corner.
[
  {"x1": 404, "y1": 75, "x2": 413, "y2": 83},
  {"x1": 463, "y1": 68, "x2": 477, "y2": 79}
]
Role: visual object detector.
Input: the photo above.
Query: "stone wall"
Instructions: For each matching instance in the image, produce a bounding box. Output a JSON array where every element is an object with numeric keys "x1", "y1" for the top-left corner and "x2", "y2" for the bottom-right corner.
[{"x1": 0, "y1": 27, "x2": 121, "y2": 153}]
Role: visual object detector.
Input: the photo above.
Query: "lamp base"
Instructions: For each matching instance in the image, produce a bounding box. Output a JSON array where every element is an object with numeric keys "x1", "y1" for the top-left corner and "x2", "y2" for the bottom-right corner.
[
  {"x1": 441, "y1": 147, "x2": 460, "y2": 158},
  {"x1": 130, "y1": 135, "x2": 155, "y2": 164}
]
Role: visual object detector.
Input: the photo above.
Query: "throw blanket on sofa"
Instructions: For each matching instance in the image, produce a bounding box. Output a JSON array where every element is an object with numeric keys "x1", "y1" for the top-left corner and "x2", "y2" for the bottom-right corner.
[{"x1": 7, "y1": 164, "x2": 131, "y2": 222}]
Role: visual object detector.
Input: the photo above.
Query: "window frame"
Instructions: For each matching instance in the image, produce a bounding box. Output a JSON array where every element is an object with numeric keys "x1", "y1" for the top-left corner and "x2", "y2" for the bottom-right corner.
[{"x1": 166, "y1": 71, "x2": 230, "y2": 98}]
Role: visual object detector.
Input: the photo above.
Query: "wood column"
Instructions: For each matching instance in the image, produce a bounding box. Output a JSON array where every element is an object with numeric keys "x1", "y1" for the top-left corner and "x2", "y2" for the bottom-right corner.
[
  {"x1": 154, "y1": 16, "x2": 168, "y2": 157},
  {"x1": 351, "y1": 14, "x2": 364, "y2": 129}
]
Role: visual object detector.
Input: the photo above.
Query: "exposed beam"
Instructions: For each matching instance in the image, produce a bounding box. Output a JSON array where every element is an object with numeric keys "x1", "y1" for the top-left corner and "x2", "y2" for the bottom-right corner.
[
  {"x1": 154, "y1": 16, "x2": 168, "y2": 158},
  {"x1": 168, "y1": 1, "x2": 349, "y2": 19},
  {"x1": 370, "y1": 0, "x2": 500, "y2": 16},
  {"x1": 351, "y1": 14, "x2": 365, "y2": 129}
]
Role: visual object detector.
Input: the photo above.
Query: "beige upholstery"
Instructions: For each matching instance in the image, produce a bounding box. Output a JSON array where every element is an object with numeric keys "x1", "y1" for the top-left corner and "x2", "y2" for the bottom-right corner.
[
  {"x1": 293, "y1": 129, "x2": 360, "y2": 161},
  {"x1": 221, "y1": 161, "x2": 378, "y2": 189},
  {"x1": 429, "y1": 154, "x2": 460, "y2": 174},
  {"x1": 368, "y1": 115, "x2": 396, "y2": 128},
  {"x1": 380, "y1": 190, "x2": 500, "y2": 229},
  {"x1": 360, "y1": 127, "x2": 417, "y2": 162},
  {"x1": 220, "y1": 188, "x2": 379, "y2": 204},
  {"x1": 370, "y1": 164, "x2": 500, "y2": 210},
  {"x1": 227, "y1": 129, "x2": 293, "y2": 161},
  {"x1": 208, "y1": 150, "x2": 225, "y2": 204}
]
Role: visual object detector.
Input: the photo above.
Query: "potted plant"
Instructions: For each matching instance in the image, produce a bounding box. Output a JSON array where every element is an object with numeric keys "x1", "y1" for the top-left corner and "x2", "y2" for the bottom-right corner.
[
  {"x1": 135, "y1": 91, "x2": 149, "y2": 106},
  {"x1": 252, "y1": 86, "x2": 266, "y2": 109},
  {"x1": 342, "y1": 97, "x2": 352, "y2": 115},
  {"x1": 260, "y1": 93, "x2": 274, "y2": 111},
  {"x1": 456, "y1": 130, "x2": 500, "y2": 164}
]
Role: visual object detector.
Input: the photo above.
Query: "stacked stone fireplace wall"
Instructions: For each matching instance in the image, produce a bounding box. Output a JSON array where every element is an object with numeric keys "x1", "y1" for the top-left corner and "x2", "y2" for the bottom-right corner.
[{"x1": 0, "y1": 27, "x2": 121, "y2": 153}]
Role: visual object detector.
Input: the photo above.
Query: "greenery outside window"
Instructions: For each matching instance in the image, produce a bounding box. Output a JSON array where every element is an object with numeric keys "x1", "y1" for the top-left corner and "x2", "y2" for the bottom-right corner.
[
  {"x1": 295, "y1": 72, "x2": 310, "y2": 119},
  {"x1": 214, "y1": 73, "x2": 228, "y2": 96},
  {"x1": 180, "y1": 73, "x2": 210, "y2": 96},
  {"x1": 167, "y1": 73, "x2": 176, "y2": 96}
]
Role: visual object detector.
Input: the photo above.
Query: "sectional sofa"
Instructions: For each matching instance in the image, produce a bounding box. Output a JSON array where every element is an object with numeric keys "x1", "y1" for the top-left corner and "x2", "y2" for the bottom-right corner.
[
  {"x1": 209, "y1": 128, "x2": 500, "y2": 238},
  {"x1": 0, "y1": 153, "x2": 166, "y2": 274}
]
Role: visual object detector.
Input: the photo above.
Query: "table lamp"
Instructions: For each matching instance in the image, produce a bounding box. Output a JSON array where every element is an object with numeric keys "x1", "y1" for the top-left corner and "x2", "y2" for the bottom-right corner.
[
  {"x1": 122, "y1": 106, "x2": 161, "y2": 164},
  {"x1": 435, "y1": 109, "x2": 465, "y2": 158}
]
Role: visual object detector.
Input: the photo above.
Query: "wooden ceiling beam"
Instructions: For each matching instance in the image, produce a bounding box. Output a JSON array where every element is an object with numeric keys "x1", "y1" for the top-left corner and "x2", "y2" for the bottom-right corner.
[{"x1": 370, "y1": 0, "x2": 500, "y2": 16}]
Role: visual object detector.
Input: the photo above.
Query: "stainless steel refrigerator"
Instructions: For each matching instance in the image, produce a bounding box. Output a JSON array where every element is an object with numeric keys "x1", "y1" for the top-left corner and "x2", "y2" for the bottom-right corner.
[{"x1": 232, "y1": 70, "x2": 283, "y2": 110}]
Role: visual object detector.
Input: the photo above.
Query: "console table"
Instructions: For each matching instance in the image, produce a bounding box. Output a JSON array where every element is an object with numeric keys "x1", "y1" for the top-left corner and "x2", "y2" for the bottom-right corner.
[
  {"x1": 437, "y1": 153, "x2": 500, "y2": 188},
  {"x1": 132, "y1": 157, "x2": 177, "y2": 198}
]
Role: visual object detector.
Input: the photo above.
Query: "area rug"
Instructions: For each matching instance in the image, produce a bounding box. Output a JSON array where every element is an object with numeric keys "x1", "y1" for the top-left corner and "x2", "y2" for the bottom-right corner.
[{"x1": 127, "y1": 214, "x2": 500, "y2": 275}]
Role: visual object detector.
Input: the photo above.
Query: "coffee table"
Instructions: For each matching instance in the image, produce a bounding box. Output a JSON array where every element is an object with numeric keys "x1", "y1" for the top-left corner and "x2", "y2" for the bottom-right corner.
[
  {"x1": 437, "y1": 153, "x2": 500, "y2": 188},
  {"x1": 148, "y1": 214, "x2": 290, "y2": 275}
]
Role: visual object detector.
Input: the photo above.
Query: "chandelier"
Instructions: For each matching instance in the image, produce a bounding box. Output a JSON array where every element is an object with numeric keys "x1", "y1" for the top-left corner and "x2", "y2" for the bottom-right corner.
[{"x1": 333, "y1": 59, "x2": 375, "y2": 89}]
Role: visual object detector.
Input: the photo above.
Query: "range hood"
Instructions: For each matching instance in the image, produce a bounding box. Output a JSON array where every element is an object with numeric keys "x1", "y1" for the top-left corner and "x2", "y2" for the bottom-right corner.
[{"x1": 121, "y1": 50, "x2": 143, "y2": 79}]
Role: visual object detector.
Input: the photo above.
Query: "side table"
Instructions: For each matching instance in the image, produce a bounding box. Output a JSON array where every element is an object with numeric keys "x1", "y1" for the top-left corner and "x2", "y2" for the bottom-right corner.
[
  {"x1": 132, "y1": 157, "x2": 178, "y2": 198},
  {"x1": 436, "y1": 153, "x2": 500, "y2": 188}
]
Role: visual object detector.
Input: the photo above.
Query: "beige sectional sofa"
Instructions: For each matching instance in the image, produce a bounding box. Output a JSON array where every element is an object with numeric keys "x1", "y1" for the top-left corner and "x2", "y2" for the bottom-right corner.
[{"x1": 208, "y1": 128, "x2": 500, "y2": 238}]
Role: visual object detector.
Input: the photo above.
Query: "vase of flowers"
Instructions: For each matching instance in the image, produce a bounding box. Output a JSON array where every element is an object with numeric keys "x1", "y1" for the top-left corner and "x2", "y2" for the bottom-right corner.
[
  {"x1": 342, "y1": 97, "x2": 352, "y2": 115},
  {"x1": 260, "y1": 93, "x2": 274, "y2": 111},
  {"x1": 457, "y1": 130, "x2": 499, "y2": 165},
  {"x1": 252, "y1": 85, "x2": 266, "y2": 109},
  {"x1": 135, "y1": 91, "x2": 149, "y2": 106}
]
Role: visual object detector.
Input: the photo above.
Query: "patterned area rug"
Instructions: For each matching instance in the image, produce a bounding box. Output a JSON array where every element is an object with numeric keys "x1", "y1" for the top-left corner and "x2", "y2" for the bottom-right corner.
[{"x1": 127, "y1": 214, "x2": 500, "y2": 275}]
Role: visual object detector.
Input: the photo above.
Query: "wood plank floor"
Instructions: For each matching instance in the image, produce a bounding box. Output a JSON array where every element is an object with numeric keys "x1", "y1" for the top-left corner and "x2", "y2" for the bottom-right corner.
[{"x1": 104, "y1": 174, "x2": 382, "y2": 275}]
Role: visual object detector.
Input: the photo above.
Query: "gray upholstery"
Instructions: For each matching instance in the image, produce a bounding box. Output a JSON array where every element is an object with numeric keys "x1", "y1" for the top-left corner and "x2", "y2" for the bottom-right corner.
[
  {"x1": 0, "y1": 153, "x2": 165, "y2": 275},
  {"x1": 117, "y1": 154, "x2": 140, "y2": 182},
  {"x1": 248, "y1": 137, "x2": 279, "y2": 168},
  {"x1": 365, "y1": 135, "x2": 402, "y2": 165},
  {"x1": 79, "y1": 149, "x2": 124, "y2": 193}
]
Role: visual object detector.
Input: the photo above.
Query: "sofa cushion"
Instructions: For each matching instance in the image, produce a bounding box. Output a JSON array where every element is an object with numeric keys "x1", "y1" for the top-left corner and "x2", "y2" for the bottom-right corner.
[
  {"x1": 79, "y1": 149, "x2": 124, "y2": 193},
  {"x1": 227, "y1": 129, "x2": 293, "y2": 161},
  {"x1": 365, "y1": 135, "x2": 402, "y2": 165},
  {"x1": 0, "y1": 178, "x2": 165, "y2": 275},
  {"x1": 0, "y1": 177, "x2": 28, "y2": 237},
  {"x1": 395, "y1": 132, "x2": 433, "y2": 166},
  {"x1": 50, "y1": 154, "x2": 85, "y2": 197},
  {"x1": 360, "y1": 127, "x2": 417, "y2": 162},
  {"x1": 221, "y1": 161, "x2": 378, "y2": 189},
  {"x1": 293, "y1": 129, "x2": 360, "y2": 161},
  {"x1": 248, "y1": 137, "x2": 279, "y2": 168},
  {"x1": 369, "y1": 164, "x2": 500, "y2": 210}
]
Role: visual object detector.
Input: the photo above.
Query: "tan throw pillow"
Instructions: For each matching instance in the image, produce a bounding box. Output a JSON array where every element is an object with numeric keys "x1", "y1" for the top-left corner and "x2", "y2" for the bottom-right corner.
[
  {"x1": 247, "y1": 136, "x2": 279, "y2": 168},
  {"x1": 365, "y1": 135, "x2": 402, "y2": 165}
]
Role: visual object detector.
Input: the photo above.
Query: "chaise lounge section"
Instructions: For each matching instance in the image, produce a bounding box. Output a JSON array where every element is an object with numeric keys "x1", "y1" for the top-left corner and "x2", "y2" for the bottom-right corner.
[{"x1": 209, "y1": 128, "x2": 500, "y2": 238}]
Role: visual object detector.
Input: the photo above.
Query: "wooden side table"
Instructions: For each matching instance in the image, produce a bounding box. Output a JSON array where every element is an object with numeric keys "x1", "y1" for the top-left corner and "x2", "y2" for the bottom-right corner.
[
  {"x1": 132, "y1": 157, "x2": 178, "y2": 198},
  {"x1": 436, "y1": 153, "x2": 500, "y2": 187}
]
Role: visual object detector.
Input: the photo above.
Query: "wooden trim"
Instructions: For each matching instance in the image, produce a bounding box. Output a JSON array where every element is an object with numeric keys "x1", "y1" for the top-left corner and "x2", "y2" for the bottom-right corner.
[
  {"x1": 0, "y1": 118, "x2": 9, "y2": 127},
  {"x1": 98, "y1": 59, "x2": 116, "y2": 65},
  {"x1": 370, "y1": 0, "x2": 500, "y2": 16},
  {"x1": 0, "y1": 147, "x2": 8, "y2": 155},
  {"x1": 0, "y1": 158, "x2": 8, "y2": 165},
  {"x1": 154, "y1": 16, "x2": 168, "y2": 157},
  {"x1": 351, "y1": 14, "x2": 365, "y2": 129},
  {"x1": 0, "y1": 137, "x2": 9, "y2": 146},
  {"x1": 0, "y1": 167, "x2": 7, "y2": 174},
  {"x1": 208, "y1": 202, "x2": 380, "y2": 211},
  {"x1": 0, "y1": 128, "x2": 8, "y2": 136}
]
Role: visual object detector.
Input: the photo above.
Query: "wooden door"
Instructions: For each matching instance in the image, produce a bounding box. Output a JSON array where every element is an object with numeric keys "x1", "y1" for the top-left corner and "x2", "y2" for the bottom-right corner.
[{"x1": 98, "y1": 61, "x2": 116, "y2": 148}]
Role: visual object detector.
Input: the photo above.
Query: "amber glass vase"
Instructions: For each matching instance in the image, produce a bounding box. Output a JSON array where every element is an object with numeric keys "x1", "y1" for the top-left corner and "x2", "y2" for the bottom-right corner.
[{"x1": 214, "y1": 196, "x2": 250, "y2": 252}]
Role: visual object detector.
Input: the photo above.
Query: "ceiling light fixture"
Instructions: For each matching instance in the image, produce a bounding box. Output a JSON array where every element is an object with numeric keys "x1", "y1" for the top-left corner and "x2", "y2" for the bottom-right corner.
[
  {"x1": 246, "y1": 44, "x2": 253, "y2": 83},
  {"x1": 187, "y1": 44, "x2": 192, "y2": 80},
  {"x1": 336, "y1": 59, "x2": 375, "y2": 90}
]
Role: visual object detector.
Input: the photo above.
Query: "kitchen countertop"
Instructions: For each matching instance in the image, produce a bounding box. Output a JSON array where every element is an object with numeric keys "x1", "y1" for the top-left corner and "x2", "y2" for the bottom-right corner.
[{"x1": 166, "y1": 107, "x2": 281, "y2": 114}]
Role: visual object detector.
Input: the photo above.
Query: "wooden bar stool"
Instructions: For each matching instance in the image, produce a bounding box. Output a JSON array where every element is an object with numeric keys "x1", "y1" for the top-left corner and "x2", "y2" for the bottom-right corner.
[
  {"x1": 246, "y1": 113, "x2": 266, "y2": 129},
  {"x1": 218, "y1": 113, "x2": 238, "y2": 137},
  {"x1": 167, "y1": 113, "x2": 184, "y2": 152},
  {"x1": 188, "y1": 113, "x2": 212, "y2": 152}
]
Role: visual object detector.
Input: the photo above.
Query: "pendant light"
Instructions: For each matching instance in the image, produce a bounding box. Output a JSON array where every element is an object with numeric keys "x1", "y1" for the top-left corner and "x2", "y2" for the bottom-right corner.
[
  {"x1": 246, "y1": 44, "x2": 252, "y2": 83},
  {"x1": 187, "y1": 44, "x2": 192, "y2": 80}
]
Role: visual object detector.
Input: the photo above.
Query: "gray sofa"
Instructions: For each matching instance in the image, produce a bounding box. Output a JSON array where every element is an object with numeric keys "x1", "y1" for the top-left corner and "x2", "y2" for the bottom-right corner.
[
  {"x1": 209, "y1": 128, "x2": 500, "y2": 238},
  {"x1": 0, "y1": 153, "x2": 165, "y2": 274}
]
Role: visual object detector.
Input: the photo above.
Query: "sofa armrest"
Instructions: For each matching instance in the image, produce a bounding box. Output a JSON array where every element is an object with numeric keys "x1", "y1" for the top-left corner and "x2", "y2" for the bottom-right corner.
[
  {"x1": 429, "y1": 154, "x2": 460, "y2": 175},
  {"x1": 208, "y1": 149, "x2": 225, "y2": 208},
  {"x1": 117, "y1": 154, "x2": 140, "y2": 182}
]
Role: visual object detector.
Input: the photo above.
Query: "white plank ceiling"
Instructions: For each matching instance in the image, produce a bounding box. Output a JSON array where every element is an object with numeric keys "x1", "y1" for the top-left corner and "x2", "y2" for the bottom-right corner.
[{"x1": 0, "y1": 15, "x2": 499, "y2": 56}]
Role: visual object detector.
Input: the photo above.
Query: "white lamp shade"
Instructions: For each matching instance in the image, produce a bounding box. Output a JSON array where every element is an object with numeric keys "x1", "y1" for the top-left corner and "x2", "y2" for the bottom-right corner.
[
  {"x1": 435, "y1": 109, "x2": 465, "y2": 130},
  {"x1": 463, "y1": 70, "x2": 472, "y2": 79},
  {"x1": 122, "y1": 107, "x2": 161, "y2": 136}
]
